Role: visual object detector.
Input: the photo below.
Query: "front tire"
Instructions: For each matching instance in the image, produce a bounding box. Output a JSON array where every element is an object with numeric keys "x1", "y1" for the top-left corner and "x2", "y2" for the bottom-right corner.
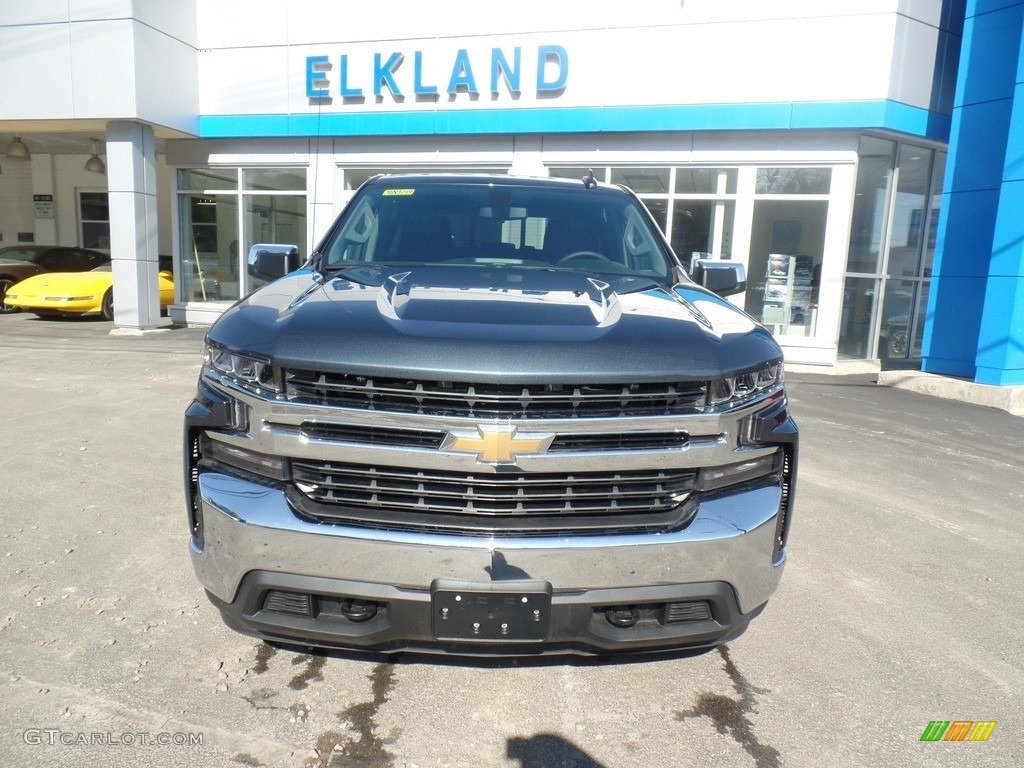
[
  {"x1": 0, "y1": 278, "x2": 19, "y2": 314},
  {"x1": 101, "y1": 289, "x2": 114, "y2": 321}
]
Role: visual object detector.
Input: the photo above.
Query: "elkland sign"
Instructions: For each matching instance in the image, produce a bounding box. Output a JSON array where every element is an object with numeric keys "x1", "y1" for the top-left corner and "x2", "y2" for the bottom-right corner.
[{"x1": 304, "y1": 45, "x2": 569, "y2": 103}]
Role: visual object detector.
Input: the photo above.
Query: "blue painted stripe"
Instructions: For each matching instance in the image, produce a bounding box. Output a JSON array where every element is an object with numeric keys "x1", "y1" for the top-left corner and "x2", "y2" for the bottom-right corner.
[{"x1": 200, "y1": 100, "x2": 949, "y2": 141}]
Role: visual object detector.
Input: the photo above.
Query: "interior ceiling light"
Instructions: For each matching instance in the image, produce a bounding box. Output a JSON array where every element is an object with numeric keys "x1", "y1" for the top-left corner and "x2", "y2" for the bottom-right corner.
[
  {"x1": 6, "y1": 136, "x2": 30, "y2": 159},
  {"x1": 85, "y1": 139, "x2": 106, "y2": 174}
]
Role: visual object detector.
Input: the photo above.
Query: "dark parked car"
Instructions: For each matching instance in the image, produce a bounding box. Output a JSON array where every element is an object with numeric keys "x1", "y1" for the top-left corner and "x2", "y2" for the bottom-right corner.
[{"x1": 0, "y1": 245, "x2": 110, "y2": 313}]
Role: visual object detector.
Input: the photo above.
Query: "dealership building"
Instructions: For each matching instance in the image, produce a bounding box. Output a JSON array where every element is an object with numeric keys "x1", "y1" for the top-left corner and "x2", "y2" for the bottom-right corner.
[{"x1": 1, "y1": 1, "x2": 1022, "y2": 389}]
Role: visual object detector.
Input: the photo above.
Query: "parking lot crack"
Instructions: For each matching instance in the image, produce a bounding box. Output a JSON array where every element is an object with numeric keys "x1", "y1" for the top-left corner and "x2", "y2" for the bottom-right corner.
[
  {"x1": 240, "y1": 687, "x2": 286, "y2": 714},
  {"x1": 289, "y1": 653, "x2": 326, "y2": 690},
  {"x1": 676, "y1": 644, "x2": 782, "y2": 768},
  {"x1": 313, "y1": 662, "x2": 396, "y2": 768},
  {"x1": 252, "y1": 641, "x2": 277, "y2": 674}
]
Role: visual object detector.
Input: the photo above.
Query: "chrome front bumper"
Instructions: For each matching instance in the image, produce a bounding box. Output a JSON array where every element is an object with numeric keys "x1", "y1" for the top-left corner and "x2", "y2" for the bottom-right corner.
[{"x1": 191, "y1": 470, "x2": 786, "y2": 654}]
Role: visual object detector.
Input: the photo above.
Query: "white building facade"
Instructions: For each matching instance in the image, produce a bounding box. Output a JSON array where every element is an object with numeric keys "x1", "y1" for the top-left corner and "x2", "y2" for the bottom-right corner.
[{"x1": 0, "y1": 1, "x2": 962, "y2": 371}]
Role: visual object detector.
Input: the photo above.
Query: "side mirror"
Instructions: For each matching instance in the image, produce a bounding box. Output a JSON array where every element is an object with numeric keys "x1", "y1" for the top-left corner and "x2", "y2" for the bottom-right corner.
[
  {"x1": 247, "y1": 244, "x2": 302, "y2": 282},
  {"x1": 692, "y1": 259, "x2": 746, "y2": 297}
]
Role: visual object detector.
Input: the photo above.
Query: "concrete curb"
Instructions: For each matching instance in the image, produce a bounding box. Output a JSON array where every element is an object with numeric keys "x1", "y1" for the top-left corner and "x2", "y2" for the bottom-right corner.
[{"x1": 878, "y1": 370, "x2": 1024, "y2": 416}]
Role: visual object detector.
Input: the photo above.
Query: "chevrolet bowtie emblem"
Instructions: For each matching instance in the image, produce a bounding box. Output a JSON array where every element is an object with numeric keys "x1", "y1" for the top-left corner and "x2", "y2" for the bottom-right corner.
[{"x1": 442, "y1": 425, "x2": 554, "y2": 463}]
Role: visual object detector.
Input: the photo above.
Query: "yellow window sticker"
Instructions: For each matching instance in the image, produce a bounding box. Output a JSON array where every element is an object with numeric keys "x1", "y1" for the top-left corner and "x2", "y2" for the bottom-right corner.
[{"x1": 382, "y1": 188, "x2": 416, "y2": 196}]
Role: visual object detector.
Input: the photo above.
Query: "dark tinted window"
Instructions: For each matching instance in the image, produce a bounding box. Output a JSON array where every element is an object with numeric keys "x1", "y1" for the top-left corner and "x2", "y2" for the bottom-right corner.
[{"x1": 32, "y1": 248, "x2": 108, "y2": 272}]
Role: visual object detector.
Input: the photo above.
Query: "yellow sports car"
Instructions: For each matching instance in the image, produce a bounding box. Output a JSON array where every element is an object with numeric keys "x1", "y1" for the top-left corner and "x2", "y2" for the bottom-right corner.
[{"x1": 4, "y1": 263, "x2": 174, "y2": 320}]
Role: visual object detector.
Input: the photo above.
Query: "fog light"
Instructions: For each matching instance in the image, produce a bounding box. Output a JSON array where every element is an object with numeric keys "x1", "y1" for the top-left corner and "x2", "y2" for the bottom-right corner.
[
  {"x1": 202, "y1": 435, "x2": 288, "y2": 481},
  {"x1": 698, "y1": 450, "x2": 782, "y2": 492}
]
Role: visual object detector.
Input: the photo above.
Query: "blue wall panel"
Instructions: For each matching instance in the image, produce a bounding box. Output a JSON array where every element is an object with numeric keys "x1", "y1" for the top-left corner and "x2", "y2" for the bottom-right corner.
[
  {"x1": 1005, "y1": 81, "x2": 1024, "y2": 180},
  {"x1": 976, "y1": 277, "x2": 1024, "y2": 384},
  {"x1": 923, "y1": 276, "x2": 989, "y2": 377},
  {"x1": 956, "y1": 7, "x2": 1021, "y2": 105},
  {"x1": 970, "y1": 0, "x2": 1021, "y2": 16},
  {"x1": 934, "y1": 188, "x2": 1000, "y2": 277},
  {"x1": 924, "y1": 0, "x2": 1024, "y2": 385},
  {"x1": 945, "y1": 99, "x2": 1012, "y2": 192},
  {"x1": 990, "y1": 178, "x2": 1024, "y2": 275}
]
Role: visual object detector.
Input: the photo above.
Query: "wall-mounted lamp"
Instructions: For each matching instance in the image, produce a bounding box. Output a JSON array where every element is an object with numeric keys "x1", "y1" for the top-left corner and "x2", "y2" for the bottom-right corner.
[
  {"x1": 84, "y1": 139, "x2": 106, "y2": 174},
  {"x1": 6, "y1": 136, "x2": 31, "y2": 160}
]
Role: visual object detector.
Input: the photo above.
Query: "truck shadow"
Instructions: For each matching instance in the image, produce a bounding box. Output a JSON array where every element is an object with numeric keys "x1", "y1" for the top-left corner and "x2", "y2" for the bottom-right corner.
[{"x1": 507, "y1": 734, "x2": 607, "y2": 768}]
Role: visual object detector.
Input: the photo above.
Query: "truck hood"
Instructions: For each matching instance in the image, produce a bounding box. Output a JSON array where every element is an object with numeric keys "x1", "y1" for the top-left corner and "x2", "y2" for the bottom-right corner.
[{"x1": 209, "y1": 267, "x2": 781, "y2": 381}]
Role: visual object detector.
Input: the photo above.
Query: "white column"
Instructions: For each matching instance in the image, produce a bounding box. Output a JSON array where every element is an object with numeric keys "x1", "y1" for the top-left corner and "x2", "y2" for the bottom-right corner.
[{"x1": 107, "y1": 121, "x2": 161, "y2": 329}]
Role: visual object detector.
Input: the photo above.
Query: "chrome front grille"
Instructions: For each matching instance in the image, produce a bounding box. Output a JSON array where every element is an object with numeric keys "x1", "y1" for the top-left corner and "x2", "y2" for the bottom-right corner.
[
  {"x1": 284, "y1": 370, "x2": 707, "y2": 418},
  {"x1": 289, "y1": 420, "x2": 691, "y2": 453},
  {"x1": 299, "y1": 422, "x2": 445, "y2": 448},
  {"x1": 256, "y1": 371, "x2": 726, "y2": 532},
  {"x1": 290, "y1": 460, "x2": 696, "y2": 531}
]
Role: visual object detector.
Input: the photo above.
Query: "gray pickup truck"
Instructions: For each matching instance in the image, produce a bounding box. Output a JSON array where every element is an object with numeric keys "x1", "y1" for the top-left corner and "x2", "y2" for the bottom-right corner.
[{"x1": 184, "y1": 173, "x2": 797, "y2": 656}]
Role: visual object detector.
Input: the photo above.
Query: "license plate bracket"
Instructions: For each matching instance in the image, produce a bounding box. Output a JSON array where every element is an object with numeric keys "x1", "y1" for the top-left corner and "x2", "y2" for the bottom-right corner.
[{"x1": 431, "y1": 580, "x2": 552, "y2": 642}]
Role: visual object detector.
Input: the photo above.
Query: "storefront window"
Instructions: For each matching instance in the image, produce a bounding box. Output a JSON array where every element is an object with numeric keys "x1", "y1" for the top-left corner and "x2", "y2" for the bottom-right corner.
[
  {"x1": 879, "y1": 145, "x2": 933, "y2": 361},
  {"x1": 845, "y1": 137, "x2": 895, "y2": 275},
  {"x1": 550, "y1": 165, "x2": 738, "y2": 274},
  {"x1": 548, "y1": 167, "x2": 603, "y2": 183},
  {"x1": 840, "y1": 137, "x2": 894, "y2": 357},
  {"x1": 611, "y1": 167, "x2": 669, "y2": 193},
  {"x1": 839, "y1": 136, "x2": 945, "y2": 361},
  {"x1": 670, "y1": 200, "x2": 736, "y2": 272},
  {"x1": 747, "y1": 199, "x2": 828, "y2": 337},
  {"x1": 79, "y1": 192, "x2": 110, "y2": 250},
  {"x1": 839, "y1": 275, "x2": 880, "y2": 358},
  {"x1": 178, "y1": 168, "x2": 236, "y2": 190},
  {"x1": 344, "y1": 167, "x2": 506, "y2": 190},
  {"x1": 744, "y1": 168, "x2": 831, "y2": 337},
  {"x1": 245, "y1": 193, "x2": 307, "y2": 292},
  {"x1": 179, "y1": 194, "x2": 239, "y2": 302},
  {"x1": 887, "y1": 146, "x2": 933, "y2": 279},
  {"x1": 644, "y1": 198, "x2": 668, "y2": 232},
  {"x1": 177, "y1": 167, "x2": 306, "y2": 303},
  {"x1": 907, "y1": 153, "x2": 944, "y2": 359},
  {"x1": 243, "y1": 168, "x2": 306, "y2": 191},
  {"x1": 676, "y1": 168, "x2": 737, "y2": 194},
  {"x1": 755, "y1": 168, "x2": 831, "y2": 194}
]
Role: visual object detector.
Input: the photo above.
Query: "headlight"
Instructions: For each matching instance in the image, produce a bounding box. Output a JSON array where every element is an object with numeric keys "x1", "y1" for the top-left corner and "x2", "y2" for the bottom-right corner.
[
  {"x1": 707, "y1": 363, "x2": 784, "y2": 408},
  {"x1": 203, "y1": 343, "x2": 281, "y2": 393}
]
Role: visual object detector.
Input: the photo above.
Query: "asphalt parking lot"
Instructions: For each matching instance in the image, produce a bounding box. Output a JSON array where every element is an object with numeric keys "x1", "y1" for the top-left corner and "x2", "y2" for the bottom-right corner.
[{"x1": 0, "y1": 311, "x2": 1021, "y2": 768}]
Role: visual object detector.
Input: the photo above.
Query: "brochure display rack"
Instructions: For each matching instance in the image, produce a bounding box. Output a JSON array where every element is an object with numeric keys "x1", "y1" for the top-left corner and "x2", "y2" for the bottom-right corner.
[{"x1": 761, "y1": 254, "x2": 813, "y2": 335}]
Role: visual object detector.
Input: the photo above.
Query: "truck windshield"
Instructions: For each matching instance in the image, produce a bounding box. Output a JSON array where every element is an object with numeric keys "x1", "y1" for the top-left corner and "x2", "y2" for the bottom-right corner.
[{"x1": 320, "y1": 180, "x2": 673, "y2": 281}]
